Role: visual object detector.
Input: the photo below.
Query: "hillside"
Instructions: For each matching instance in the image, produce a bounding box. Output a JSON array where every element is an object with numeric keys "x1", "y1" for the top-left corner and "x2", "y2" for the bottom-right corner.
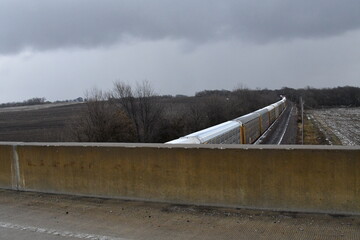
[{"x1": 0, "y1": 103, "x2": 86, "y2": 142}]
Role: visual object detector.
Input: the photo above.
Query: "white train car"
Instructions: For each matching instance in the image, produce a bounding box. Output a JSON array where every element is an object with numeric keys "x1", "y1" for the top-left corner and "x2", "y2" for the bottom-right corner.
[
  {"x1": 265, "y1": 105, "x2": 276, "y2": 124},
  {"x1": 166, "y1": 97, "x2": 287, "y2": 145},
  {"x1": 235, "y1": 112, "x2": 261, "y2": 144},
  {"x1": 255, "y1": 107, "x2": 270, "y2": 134},
  {"x1": 167, "y1": 121, "x2": 242, "y2": 144}
]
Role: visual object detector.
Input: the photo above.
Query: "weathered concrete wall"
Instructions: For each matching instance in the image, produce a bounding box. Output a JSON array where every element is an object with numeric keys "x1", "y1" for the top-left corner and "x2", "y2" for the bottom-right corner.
[
  {"x1": 1, "y1": 143, "x2": 359, "y2": 215},
  {"x1": 0, "y1": 145, "x2": 13, "y2": 189}
]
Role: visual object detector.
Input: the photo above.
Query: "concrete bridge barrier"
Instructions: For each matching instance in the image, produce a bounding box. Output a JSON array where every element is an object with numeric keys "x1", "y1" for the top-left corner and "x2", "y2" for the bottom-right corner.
[
  {"x1": 0, "y1": 142, "x2": 359, "y2": 215},
  {"x1": 0, "y1": 145, "x2": 12, "y2": 189}
]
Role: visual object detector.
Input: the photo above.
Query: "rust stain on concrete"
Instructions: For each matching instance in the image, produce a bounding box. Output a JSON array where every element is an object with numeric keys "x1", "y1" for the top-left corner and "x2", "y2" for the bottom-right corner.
[{"x1": 0, "y1": 143, "x2": 359, "y2": 215}]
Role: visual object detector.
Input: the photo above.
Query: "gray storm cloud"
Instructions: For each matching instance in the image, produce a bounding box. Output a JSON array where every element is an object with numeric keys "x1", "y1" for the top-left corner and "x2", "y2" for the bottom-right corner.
[{"x1": 1, "y1": 0, "x2": 360, "y2": 54}]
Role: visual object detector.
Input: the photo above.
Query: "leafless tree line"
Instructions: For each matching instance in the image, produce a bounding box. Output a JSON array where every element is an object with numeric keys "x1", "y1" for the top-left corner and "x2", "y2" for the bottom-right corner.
[
  {"x1": 280, "y1": 86, "x2": 360, "y2": 108},
  {"x1": 71, "y1": 81, "x2": 280, "y2": 143},
  {"x1": 0, "y1": 97, "x2": 48, "y2": 108},
  {"x1": 71, "y1": 80, "x2": 163, "y2": 143},
  {"x1": 110, "y1": 81, "x2": 164, "y2": 142}
]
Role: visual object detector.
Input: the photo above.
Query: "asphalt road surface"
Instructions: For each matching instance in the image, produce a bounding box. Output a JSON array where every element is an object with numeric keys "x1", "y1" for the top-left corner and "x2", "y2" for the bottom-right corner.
[
  {"x1": 0, "y1": 190, "x2": 359, "y2": 240},
  {"x1": 257, "y1": 101, "x2": 298, "y2": 145}
]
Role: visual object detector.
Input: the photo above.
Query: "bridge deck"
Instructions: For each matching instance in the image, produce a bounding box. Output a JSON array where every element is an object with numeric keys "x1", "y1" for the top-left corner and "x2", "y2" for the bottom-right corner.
[{"x1": 0, "y1": 190, "x2": 359, "y2": 240}]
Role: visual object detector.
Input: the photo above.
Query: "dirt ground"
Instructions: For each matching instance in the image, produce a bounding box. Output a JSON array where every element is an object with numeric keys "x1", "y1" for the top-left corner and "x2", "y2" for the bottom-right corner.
[
  {"x1": 0, "y1": 103, "x2": 85, "y2": 142},
  {"x1": 0, "y1": 190, "x2": 359, "y2": 240},
  {"x1": 307, "y1": 108, "x2": 360, "y2": 146},
  {"x1": 0, "y1": 102, "x2": 81, "y2": 113}
]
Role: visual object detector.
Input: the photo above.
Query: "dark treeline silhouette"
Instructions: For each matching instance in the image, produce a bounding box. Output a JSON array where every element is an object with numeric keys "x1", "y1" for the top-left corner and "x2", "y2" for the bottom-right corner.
[
  {"x1": 71, "y1": 82, "x2": 280, "y2": 143},
  {"x1": 0, "y1": 97, "x2": 84, "y2": 108},
  {"x1": 280, "y1": 86, "x2": 360, "y2": 109},
  {"x1": 71, "y1": 88, "x2": 136, "y2": 142},
  {"x1": 0, "y1": 97, "x2": 48, "y2": 108}
]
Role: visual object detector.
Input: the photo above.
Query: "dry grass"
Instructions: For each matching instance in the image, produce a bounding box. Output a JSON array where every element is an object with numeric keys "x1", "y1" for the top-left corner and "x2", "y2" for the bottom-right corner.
[
  {"x1": 297, "y1": 112, "x2": 341, "y2": 145},
  {"x1": 308, "y1": 108, "x2": 359, "y2": 146}
]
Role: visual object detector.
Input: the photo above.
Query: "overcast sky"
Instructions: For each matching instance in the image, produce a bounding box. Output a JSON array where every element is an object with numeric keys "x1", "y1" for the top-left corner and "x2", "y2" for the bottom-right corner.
[{"x1": 1, "y1": 0, "x2": 360, "y2": 103}]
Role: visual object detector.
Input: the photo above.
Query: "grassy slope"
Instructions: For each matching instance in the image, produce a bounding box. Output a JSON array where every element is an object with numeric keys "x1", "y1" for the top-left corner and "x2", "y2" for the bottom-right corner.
[{"x1": 298, "y1": 111, "x2": 342, "y2": 145}]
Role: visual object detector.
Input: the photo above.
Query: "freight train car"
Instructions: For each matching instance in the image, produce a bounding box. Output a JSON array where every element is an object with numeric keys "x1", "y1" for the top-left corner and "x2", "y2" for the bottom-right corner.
[
  {"x1": 166, "y1": 97, "x2": 286, "y2": 145},
  {"x1": 235, "y1": 113, "x2": 261, "y2": 144},
  {"x1": 255, "y1": 107, "x2": 270, "y2": 134}
]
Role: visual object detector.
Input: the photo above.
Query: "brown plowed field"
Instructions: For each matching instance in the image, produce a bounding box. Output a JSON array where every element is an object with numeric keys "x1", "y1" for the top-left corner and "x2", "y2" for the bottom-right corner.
[{"x1": 0, "y1": 103, "x2": 85, "y2": 142}]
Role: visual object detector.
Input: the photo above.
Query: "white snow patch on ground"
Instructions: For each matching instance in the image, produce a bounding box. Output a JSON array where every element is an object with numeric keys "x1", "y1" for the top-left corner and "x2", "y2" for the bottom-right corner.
[{"x1": 308, "y1": 108, "x2": 360, "y2": 146}]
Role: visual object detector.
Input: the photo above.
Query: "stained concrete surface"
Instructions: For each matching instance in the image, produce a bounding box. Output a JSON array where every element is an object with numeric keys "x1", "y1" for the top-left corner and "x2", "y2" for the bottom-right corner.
[
  {"x1": 0, "y1": 190, "x2": 359, "y2": 240},
  {"x1": 0, "y1": 228, "x2": 79, "y2": 240},
  {"x1": 2, "y1": 142, "x2": 359, "y2": 214}
]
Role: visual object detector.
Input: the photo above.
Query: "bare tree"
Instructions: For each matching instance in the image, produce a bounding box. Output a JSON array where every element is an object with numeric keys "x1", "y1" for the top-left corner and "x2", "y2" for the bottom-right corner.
[
  {"x1": 71, "y1": 88, "x2": 136, "y2": 142},
  {"x1": 112, "y1": 82, "x2": 140, "y2": 140},
  {"x1": 111, "y1": 80, "x2": 163, "y2": 142},
  {"x1": 203, "y1": 95, "x2": 229, "y2": 126},
  {"x1": 24, "y1": 97, "x2": 46, "y2": 105},
  {"x1": 186, "y1": 102, "x2": 208, "y2": 132}
]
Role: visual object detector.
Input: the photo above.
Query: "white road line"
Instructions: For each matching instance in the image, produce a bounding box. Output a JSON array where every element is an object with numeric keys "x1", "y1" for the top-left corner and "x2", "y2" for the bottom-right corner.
[
  {"x1": 277, "y1": 106, "x2": 293, "y2": 145},
  {"x1": 0, "y1": 221, "x2": 129, "y2": 240}
]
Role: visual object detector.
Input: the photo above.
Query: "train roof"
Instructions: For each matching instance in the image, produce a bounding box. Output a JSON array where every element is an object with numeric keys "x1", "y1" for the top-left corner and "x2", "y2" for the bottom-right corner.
[
  {"x1": 185, "y1": 121, "x2": 241, "y2": 143},
  {"x1": 272, "y1": 101, "x2": 281, "y2": 107},
  {"x1": 255, "y1": 107, "x2": 269, "y2": 115},
  {"x1": 265, "y1": 105, "x2": 275, "y2": 111},
  {"x1": 235, "y1": 112, "x2": 259, "y2": 124},
  {"x1": 166, "y1": 137, "x2": 201, "y2": 144}
]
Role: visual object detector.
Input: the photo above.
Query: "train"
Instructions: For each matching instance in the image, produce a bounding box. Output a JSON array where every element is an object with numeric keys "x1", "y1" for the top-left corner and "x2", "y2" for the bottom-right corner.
[{"x1": 166, "y1": 96, "x2": 287, "y2": 144}]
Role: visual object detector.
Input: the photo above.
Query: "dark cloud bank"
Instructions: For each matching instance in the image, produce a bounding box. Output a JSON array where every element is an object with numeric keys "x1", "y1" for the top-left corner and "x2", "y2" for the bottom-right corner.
[{"x1": 1, "y1": 0, "x2": 360, "y2": 54}]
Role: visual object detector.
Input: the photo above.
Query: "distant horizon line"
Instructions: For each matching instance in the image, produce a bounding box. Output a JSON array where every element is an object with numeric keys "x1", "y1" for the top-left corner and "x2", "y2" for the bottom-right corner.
[{"x1": 0, "y1": 85, "x2": 359, "y2": 105}]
